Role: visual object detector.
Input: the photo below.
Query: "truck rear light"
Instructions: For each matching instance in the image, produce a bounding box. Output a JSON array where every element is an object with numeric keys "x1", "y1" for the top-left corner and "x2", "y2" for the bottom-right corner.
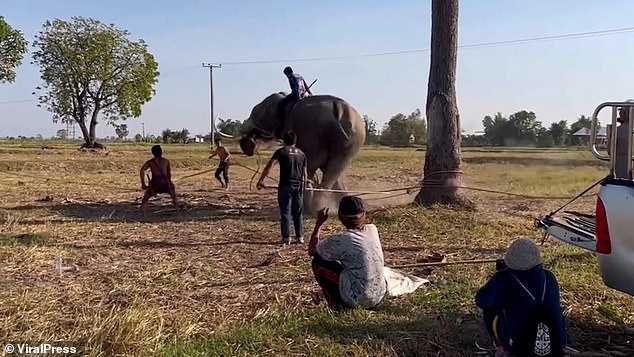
[{"x1": 596, "y1": 197, "x2": 612, "y2": 254}]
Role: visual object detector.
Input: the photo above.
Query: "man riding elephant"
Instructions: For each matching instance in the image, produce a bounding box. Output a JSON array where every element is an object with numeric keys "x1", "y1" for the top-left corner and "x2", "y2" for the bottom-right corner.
[
  {"x1": 239, "y1": 92, "x2": 365, "y2": 215},
  {"x1": 276, "y1": 66, "x2": 313, "y2": 138}
]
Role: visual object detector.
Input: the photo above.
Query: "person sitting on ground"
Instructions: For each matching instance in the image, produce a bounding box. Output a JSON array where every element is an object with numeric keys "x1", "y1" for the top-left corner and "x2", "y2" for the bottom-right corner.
[
  {"x1": 140, "y1": 145, "x2": 178, "y2": 215},
  {"x1": 475, "y1": 237, "x2": 567, "y2": 357},
  {"x1": 308, "y1": 196, "x2": 387, "y2": 311},
  {"x1": 208, "y1": 137, "x2": 231, "y2": 188}
]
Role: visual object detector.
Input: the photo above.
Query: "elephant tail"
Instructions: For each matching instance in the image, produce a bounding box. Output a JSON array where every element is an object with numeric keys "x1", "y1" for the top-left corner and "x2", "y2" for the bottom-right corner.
[{"x1": 332, "y1": 99, "x2": 353, "y2": 142}]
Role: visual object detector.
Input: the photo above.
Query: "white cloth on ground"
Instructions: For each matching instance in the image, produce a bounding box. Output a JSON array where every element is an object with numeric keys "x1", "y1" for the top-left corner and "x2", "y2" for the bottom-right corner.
[{"x1": 383, "y1": 266, "x2": 429, "y2": 297}]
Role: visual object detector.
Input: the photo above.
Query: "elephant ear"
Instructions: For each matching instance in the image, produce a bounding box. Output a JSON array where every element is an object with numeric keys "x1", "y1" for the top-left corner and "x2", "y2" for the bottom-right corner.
[{"x1": 256, "y1": 93, "x2": 285, "y2": 135}]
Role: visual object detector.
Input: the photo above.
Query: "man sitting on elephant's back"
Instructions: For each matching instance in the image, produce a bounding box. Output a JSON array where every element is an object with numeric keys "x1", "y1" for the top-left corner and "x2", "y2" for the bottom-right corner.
[{"x1": 277, "y1": 66, "x2": 312, "y2": 137}]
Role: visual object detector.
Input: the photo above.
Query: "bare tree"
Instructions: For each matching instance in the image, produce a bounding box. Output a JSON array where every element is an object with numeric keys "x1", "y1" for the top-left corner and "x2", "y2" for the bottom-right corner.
[{"x1": 415, "y1": 0, "x2": 469, "y2": 205}]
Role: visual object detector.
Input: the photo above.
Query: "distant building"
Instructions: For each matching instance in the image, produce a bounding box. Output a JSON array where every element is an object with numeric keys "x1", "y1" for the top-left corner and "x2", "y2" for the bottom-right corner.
[{"x1": 572, "y1": 127, "x2": 606, "y2": 145}]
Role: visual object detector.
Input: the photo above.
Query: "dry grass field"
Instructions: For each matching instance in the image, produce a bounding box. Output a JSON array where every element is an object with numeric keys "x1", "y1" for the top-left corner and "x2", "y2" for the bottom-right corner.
[{"x1": 0, "y1": 140, "x2": 632, "y2": 356}]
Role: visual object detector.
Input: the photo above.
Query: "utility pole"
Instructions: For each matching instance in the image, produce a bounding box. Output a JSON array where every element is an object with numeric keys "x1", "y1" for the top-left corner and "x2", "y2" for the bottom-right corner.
[
  {"x1": 202, "y1": 62, "x2": 222, "y2": 150},
  {"x1": 141, "y1": 122, "x2": 145, "y2": 140}
]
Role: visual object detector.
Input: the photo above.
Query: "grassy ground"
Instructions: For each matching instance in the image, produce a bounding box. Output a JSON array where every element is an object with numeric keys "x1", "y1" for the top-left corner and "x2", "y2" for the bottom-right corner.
[{"x1": 0, "y1": 140, "x2": 632, "y2": 356}]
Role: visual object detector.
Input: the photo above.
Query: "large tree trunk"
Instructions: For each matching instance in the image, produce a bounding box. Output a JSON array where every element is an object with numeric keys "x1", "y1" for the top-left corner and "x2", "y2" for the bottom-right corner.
[
  {"x1": 415, "y1": 0, "x2": 469, "y2": 206},
  {"x1": 76, "y1": 118, "x2": 91, "y2": 145},
  {"x1": 80, "y1": 108, "x2": 105, "y2": 149}
]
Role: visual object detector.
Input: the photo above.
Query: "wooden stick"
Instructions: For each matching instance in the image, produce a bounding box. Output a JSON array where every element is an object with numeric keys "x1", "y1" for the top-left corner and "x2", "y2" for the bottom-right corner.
[{"x1": 390, "y1": 258, "x2": 500, "y2": 269}]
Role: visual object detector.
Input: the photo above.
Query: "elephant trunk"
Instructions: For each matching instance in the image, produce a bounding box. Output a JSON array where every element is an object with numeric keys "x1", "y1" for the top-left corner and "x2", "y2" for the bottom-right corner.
[{"x1": 239, "y1": 131, "x2": 256, "y2": 157}]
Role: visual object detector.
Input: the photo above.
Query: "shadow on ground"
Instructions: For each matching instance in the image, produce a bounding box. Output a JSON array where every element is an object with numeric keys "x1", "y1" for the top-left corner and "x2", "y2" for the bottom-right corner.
[
  {"x1": 304, "y1": 310, "x2": 489, "y2": 356},
  {"x1": 302, "y1": 308, "x2": 634, "y2": 356},
  {"x1": 2, "y1": 199, "x2": 281, "y2": 224}
]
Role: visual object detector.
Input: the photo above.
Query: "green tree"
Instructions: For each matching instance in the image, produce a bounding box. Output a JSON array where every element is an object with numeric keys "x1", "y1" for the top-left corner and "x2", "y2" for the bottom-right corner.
[
  {"x1": 174, "y1": 128, "x2": 190, "y2": 143},
  {"x1": 114, "y1": 123, "x2": 128, "y2": 140},
  {"x1": 381, "y1": 109, "x2": 426, "y2": 146},
  {"x1": 482, "y1": 112, "x2": 508, "y2": 146},
  {"x1": 549, "y1": 120, "x2": 568, "y2": 146},
  {"x1": 0, "y1": 16, "x2": 28, "y2": 83},
  {"x1": 406, "y1": 108, "x2": 427, "y2": 144},
  {"x1": 31, "y1": 17, "x2": 159, "y2": 148},
  {"x1": 482, "y1": 110, "x2": 544, "y2": 146},
  {"x1": 161, "y1": 129, "x2": 173, "y2": 143},
  {"x1": 134, "y1": 133, "x2": 143, "y2": 142},
  {"x1": 217, "y1": 118, "x2": 244, "y2": 138},
  {"x1": 56, "y1": 129, "x2": 67, "y2": 139},
  {"x1": 363, "y1": 115, "x2": 380, "y2": 144},
  {"x1": 536, "y1": 127, "x2": 554, "y2": 147},
  {"x1": 507, "y1": 110, "x2": 542, "y2": 146}
]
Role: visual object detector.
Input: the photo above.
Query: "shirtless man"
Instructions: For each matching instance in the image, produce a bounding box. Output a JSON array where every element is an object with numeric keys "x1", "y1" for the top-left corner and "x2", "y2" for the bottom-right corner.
[
  {"x1": 140, "y1": 145, "x2": 178, "y2": 215},
  {"x1": 208, "y1": 138, "x2": 231, "y2": 188}
]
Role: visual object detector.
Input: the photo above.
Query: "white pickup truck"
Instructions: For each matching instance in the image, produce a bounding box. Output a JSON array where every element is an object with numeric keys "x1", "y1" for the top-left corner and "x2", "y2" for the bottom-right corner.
[{"x1": 537, "y1": 100, "x2": 634, "y2": 297}]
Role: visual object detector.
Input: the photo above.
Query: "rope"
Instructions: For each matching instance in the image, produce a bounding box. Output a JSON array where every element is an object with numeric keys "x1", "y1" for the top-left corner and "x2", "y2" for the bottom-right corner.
[
  {"x1": 177, "y1": 155, "x2": 278, "y2": 187},
  {"x1": 260, "y1": 181, "x2": 595, "y2": 201},
  {"x1": 547, "y1": 176, "x2": 604, "y2": 216},
  {"x1": 249, "y1": 146, "x2": 264, "y2": 191},
  {"x1": 175, "y1": 168, "x2": 216, "y2": 182},
  {"x1": 422, "y1": 170, "x2": 465, "y2": 181},
  {"x1": 390, "y1": 258, "x2": 500, "y2": 269}
]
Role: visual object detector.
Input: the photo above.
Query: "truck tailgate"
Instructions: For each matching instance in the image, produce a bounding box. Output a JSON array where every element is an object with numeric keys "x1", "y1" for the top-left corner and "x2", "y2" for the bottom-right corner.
[{"x1": 537, "y1": 211, "x2": 596, "y2": 252}]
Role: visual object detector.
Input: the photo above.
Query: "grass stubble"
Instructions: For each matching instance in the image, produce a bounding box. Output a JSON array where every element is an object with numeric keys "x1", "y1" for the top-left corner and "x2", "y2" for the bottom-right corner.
[{"x1": 0, "y1": 141, "x2": 631, "y2": 356}]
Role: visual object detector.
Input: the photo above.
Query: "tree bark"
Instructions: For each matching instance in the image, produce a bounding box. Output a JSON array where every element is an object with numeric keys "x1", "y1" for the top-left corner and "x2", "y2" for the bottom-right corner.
[
  {"x1": 77, "y1": 108, "x2": 105, "y2": 149},
  {"x1": 77, "y1": 118, "x2": 91, "y2": 145},
  {"x1": 415, "y1": 0, "x2": 470, "y2": 206}
]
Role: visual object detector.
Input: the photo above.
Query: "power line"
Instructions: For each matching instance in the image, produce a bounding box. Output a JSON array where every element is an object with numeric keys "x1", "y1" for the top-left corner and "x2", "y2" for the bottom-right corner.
[
  {"x1": 220, "y1": 26, "x2": 634, "y2": 66},
  {"x1": 2, "y1": 25, "x2": 634, "y2": 106}
]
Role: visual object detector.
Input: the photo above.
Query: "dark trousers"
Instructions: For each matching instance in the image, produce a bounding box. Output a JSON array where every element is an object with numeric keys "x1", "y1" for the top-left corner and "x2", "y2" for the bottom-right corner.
[
  {"x1": 276, "y1": 95, "x2": 298, "y2": 136},
  {"x1": 278, "y1": 182, "x2": 303, "y2": 240},
  {"x1": 215, "y1": 161, "x2": 229, "y2": 185},
  {"x1": 311, "y1": 254, "x2": 350, "y2": 311},
  {"x1": 483, "y1": 309, "x2": 509, "y2": 349}
]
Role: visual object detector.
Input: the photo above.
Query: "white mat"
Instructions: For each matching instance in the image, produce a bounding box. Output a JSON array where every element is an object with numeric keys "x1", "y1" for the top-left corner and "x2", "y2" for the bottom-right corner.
[{"x1": 384, "y1": 266, "x2": 430, "y2": 297}]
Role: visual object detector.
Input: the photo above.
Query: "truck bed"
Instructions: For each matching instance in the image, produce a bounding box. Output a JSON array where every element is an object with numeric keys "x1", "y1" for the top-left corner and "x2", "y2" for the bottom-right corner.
[{"x1": 536, "y1": 211, "x2": 597, "y2": 252}]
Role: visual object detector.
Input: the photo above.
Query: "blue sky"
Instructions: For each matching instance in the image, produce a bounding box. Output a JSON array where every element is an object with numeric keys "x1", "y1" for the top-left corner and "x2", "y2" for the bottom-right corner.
[{"x1": 1, "y1": 0, "x2": 634, "y2": 138}]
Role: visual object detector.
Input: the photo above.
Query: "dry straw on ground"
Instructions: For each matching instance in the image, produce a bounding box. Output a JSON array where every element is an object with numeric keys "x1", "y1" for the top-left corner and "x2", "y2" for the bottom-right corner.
[{"x1": 0, "y1": 141, "x2": 631, "y2": 356}]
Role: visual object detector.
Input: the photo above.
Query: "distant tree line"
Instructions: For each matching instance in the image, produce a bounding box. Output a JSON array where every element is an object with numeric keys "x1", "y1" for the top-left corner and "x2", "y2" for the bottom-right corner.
[
  {"x1": 462, "y1": 110, "x2": 596, "y2": 147},
  {"x1": 124, "y1": 115, "x2": 428, "y2": 147}
]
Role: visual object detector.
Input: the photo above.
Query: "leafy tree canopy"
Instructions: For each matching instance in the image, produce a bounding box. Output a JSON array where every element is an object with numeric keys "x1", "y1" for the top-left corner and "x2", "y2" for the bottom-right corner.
[
  {"x1": 0, "y1": 15, "x2": 28, "y2": 83},
  {"x1": 31, "y1": 17, "x2": 159, "y2": 148}
]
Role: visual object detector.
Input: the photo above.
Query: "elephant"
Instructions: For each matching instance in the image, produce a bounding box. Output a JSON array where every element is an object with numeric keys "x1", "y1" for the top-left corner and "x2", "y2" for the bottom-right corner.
[{"x1": 239, "y1": 92, "x2": 366, "y2": 215}]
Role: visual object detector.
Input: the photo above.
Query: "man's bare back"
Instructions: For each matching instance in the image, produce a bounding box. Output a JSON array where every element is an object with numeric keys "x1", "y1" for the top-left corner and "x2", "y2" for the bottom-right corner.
[
  {"x1": 140, "y1": 145, "x2": 178, "y2": 215},
  {"x1": 143, "y1": 157, "x2": 171, "y2": 182}
]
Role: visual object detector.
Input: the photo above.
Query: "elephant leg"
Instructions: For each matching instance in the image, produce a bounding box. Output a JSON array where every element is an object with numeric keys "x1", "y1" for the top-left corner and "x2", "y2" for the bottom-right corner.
[
  {"x1": 315, "y1": 157, "x2": 351, "y2": 213},
  {"x1": 330, "y1": 179, "x2": 348, "y2": 206},
  {"x1": 308, "y1": 167, "x2": 318, "y2": 186},
  {"x1": 334, "y1": 179, "x2": 346, "y2": 191}
]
